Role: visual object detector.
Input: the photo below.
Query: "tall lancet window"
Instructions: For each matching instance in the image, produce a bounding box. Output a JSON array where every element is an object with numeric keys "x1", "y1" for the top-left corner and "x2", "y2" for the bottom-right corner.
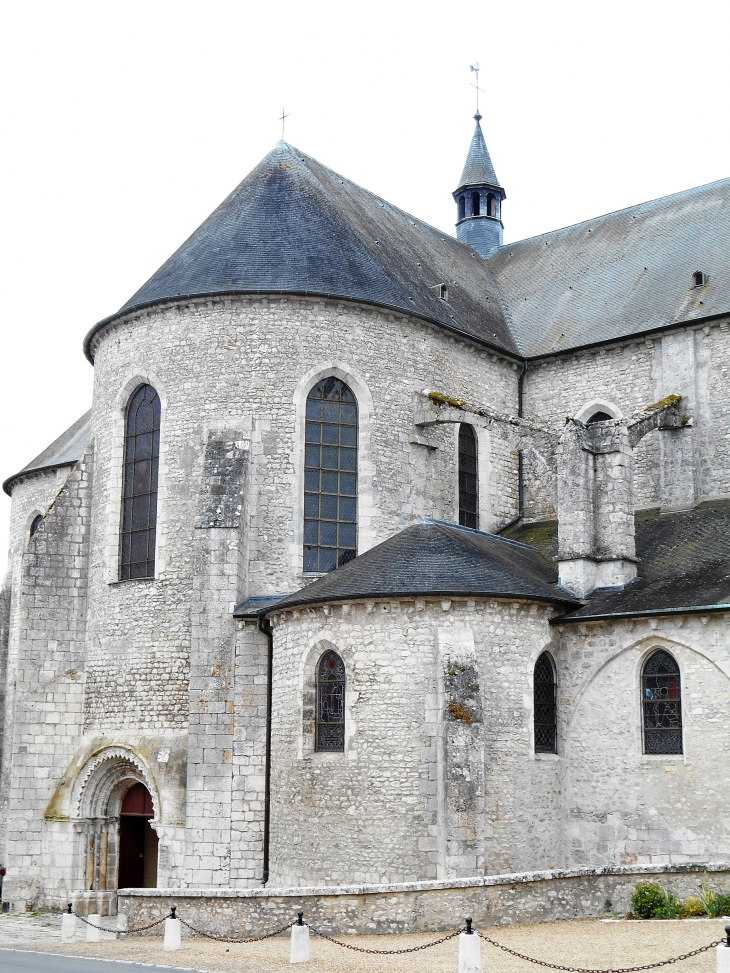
[
  {"x1": 304, "y1": 377, "x2": 357, "y2": 573},
  {"x1": 534, "y1": 652, "x2": 557, "y2": 753},
  {"x1": 120, "y1": 384, "x2": 161, "y2": 580},
  {"x1": 458, "y1": 424, "x2": 478, "y2": 529},
  {"x1": 642, "y1": 650, "x2": 683, "y2": 754},
  {"x1": 316, "y1": 650, "x2": 346, "y2": 751}
]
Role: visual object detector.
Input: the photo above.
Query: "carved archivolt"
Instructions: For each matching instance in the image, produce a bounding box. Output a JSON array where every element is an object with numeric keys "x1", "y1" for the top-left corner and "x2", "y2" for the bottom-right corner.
[{"x1": 72, "y1": 746, "x2": 158, "y2": 820}]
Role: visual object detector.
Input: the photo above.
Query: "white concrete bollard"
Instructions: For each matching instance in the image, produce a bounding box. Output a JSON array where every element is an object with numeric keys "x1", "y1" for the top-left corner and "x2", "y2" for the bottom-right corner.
[
  {"x1": 458, "y1": 917, "x2": 481, "y2": 973},
  {"x1": 60, "y1": 908, "x2": 76, "y2": 943},
  {"x1": 717, "y1": 943, "x2": 730, "y2": 973},
  {"x1": 290, "y1": 913, "x2": 310, "y2": 964},
  {"x1": 85, "y1": 913, "x2": 102, "y2": 943},
  {"x1": 164, "y1": 916, "x2": 181, "y2": 952}
]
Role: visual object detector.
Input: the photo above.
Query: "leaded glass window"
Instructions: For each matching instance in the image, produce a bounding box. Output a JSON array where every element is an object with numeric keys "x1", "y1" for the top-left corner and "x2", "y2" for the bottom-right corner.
[
  {"x1": 120, "y1": 384, "x2": 160, "y2": 581},
  {"x1": 534, "y1": 652, "x2": 557, "y2": 753},
  {"x1": 316, "y1": 650, "x2": 345, "y2": 751},
  {"x1": 304, "y1": 378, "x2": 357, "y2": 573},
  {"x1": 458, "y1": 424, "x2": 478, "y2": 529},
  {"x1": 642, "y1": 650, "x2": 682, "y2": 754}
]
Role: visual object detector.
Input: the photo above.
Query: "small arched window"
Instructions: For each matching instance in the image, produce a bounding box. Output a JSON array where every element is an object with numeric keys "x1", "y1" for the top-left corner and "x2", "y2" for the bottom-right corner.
[
  {"x1": 458, "y1": 195, "x2": 466, "y2": 220},
  {"x1": 642, "y1": 650, "x2": 682, "y2": 754},
  {"x1": 120, "y1": 384, "x2": 161, "y2": 580},
  {"x1": 486, "y1": 192, "x2": 497, "y2": 217},
  {"x1": 692, "y1": 271, "x2": 706, "y2": 287},
  {"x1": 304, "y1": 377, "x2": 357, "y2": 573},
  {"x1": 29, "y1": 514, "x2": 43, "y2": 539},
  {"x1": 471, "y1": 191, "x2": 481, "y2": 216},
  {"x1": 586, "y1": 411, "x2": 613, "y2": 424},
  {"x1": 316, "y1": 650, "x2": 346, "y2": 751},
  {"x1": 458, "y1": 424, "x2": 478, "y2": 529},
  {"x1": 534, "y1": 652, "x2": 557, "y2": 753}
]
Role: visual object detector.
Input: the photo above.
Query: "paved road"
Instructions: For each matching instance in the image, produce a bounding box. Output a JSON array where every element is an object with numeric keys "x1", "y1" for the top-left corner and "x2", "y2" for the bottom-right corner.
[{"x1": 0, "y1": 950, "x2": 206, "y2": 973}]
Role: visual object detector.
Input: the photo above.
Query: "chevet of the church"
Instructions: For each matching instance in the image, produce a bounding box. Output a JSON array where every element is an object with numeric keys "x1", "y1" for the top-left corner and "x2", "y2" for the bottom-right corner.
[{"x1": 1, "y1": 110, "x2": 729, "y2": 920}]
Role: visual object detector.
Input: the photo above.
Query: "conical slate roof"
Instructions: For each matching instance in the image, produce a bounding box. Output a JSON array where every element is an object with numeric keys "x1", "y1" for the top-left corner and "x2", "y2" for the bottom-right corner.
[
  {"x1": 84, "y1": 141, "x2": 516, "y2": 361},
  {"x1": 250, "y1": 520, "x2": 578, "y2": 615},
  {"x1": 455, "y1": 114, "x2": 503, "y2": 194},
  {"x1": 3, "y1": 411, "x2": 92, "y2": 496}
]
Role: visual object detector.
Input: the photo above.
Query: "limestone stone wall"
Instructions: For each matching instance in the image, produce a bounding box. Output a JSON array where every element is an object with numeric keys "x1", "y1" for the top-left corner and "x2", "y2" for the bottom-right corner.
[
  {"x1": 522, "y1": 316, "x2": 730, "y2": 519},
  {"x1": 118, "y1": 862, "x2": 730, "y2": 934},
  {"x1": 266, "y1": 595, "x2": 562, "y2": 887},
  {"x1": 555, "y1": 612, "x2": 730, "y2": 867}
]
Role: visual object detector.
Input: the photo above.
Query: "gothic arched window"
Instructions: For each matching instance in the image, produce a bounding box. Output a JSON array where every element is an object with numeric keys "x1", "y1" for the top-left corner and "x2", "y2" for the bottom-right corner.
[
  {"x1": 316, "y1": 650, "x2": 346, "y2": 751},
  {"x1": 458, "y1": 424, "x2": 478, "y2": 529},
  {"x1": 587, "y1": 411, "x2": 613, "y2": 424},
  {"x1": 471, "y1": 191, "x2": 481, "y2": 216},
  {"x1": 120, "y1": 384, "x2": 161, "y2": 580},
  {"x1": 642, "y1": 650, "x2": 682, "y2": 754},
  {"x1": 29, "y1": 514, "x2": 43, "y2": 539},
  {"x1": 458, "y1": 195, "x2": 466, "y2": 220},
  {"x1": 304, "y1": 377, "x2": 357, "y2": 573},
  {"x1": 534, "y1": 652, "x2": 557, "y2": 753}
]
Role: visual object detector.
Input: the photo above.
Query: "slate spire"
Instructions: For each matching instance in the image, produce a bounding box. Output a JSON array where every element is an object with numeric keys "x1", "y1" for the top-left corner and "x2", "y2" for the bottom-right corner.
[{"x1": 453, "y1": 112, "x2": 506, "y2": 258}]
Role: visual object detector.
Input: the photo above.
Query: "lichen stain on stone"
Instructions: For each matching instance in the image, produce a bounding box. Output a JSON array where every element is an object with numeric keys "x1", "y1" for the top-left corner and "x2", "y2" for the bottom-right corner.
[
  {"x1": 644, "y1": 393, "x2": 682, "y2": 411},
  {"x1": 428, "y1": 391, "x2": 466, "y2": 409}
]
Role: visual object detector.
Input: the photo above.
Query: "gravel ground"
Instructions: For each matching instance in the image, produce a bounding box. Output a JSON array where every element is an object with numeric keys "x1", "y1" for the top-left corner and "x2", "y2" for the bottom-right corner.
[{"x1": 3, "y1": 917, "x2": 727, "y2": 972}]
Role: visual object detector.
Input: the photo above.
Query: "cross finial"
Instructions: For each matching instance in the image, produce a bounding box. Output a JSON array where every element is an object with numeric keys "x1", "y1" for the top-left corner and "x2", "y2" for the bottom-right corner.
[
  {"x1": 279, "y1": 107, "x2": 290, "y2": 141},
  {"x1": 469, "y1": 64, "x2": 484, "y2": 118}
]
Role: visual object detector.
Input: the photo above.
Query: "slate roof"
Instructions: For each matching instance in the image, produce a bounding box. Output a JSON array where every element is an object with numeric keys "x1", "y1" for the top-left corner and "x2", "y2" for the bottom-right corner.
[
  {"x1": 455, "y1": 115, "x2": 503, "y2": 194},
  {"x1": 489, "y1": 178, "x2": 730, "y2": 358},
  {"x1": 83, "y1": 141, "x2": 517, "y2": 362},
  {"x1": 3, "y1": 411, "x2": 92, "y2": 496},
  {"x1": 251, "y1": 520, "x2": 579, "y2": 616},
  {"x1": 503, "y1": 500, "x2": 730, "y2": 620}
]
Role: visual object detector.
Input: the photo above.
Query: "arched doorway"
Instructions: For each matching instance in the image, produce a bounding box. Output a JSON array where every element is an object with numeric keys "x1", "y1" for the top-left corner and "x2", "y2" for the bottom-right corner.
[{"x1": 118, "y1": 782, "x2": 158, "y2": 888}]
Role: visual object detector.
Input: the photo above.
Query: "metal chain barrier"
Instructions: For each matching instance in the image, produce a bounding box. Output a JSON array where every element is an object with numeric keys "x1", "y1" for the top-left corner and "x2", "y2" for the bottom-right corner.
[
  {"x1": 72, "y1": 911, "x2": 168, "y2": 934},
  {"x1": 308, "y1": 923, "x2": 463, "y2": 954},
  {"x1": 177, "y1": 915, "x2": 294, "y2": 944},
  {"x1": 478, "y1": 930, "x2": 726, "y2": 973}
]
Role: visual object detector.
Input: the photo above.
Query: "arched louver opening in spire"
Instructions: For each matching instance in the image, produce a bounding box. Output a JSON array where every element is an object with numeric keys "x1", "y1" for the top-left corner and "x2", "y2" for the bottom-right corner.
[
  {"x1": 471, "y1": 191, "x2": 481, "y2": 216},
  {"x1": 458, "y1": 195, "x2": 466, "y2": 221},
  {"x1": 486, "y1": 192, "x2": 497, "y2": 218},
  {"x1": 642, "y1": 650, "x2": 682, "y2": 754},
  {"x1": 120, "y1": 384, "x2": 161, "y2": 580},
  {"x1": 458, "y1": 424, "x2": 478, "y2": 529},
  {"x1": 534, "y1": 652, "x2": 557, "y2": 753},
  {"x1": 304, "y1": 377, "x2": 358, "y2": 573},
  {"x1": 316, "y1": 650, "x2": 346, "y2": 751}
]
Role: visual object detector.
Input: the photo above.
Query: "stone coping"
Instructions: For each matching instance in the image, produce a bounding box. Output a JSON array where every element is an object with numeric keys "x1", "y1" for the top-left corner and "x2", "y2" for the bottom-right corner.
[{"x1": 121, "y1": 860, "x2": 730, "y2": 899}]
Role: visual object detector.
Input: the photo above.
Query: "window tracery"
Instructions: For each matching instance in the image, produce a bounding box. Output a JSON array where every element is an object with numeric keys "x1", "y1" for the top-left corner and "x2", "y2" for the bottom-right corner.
[
  {"x1": 304, "y1": 377, "x2": 357, "y2": 573},
  {"x1": 316, "y1": 650, "x2": 346, "y2": 751},
  {"x1": 120, "y1": 384, "x2": 160, "y2": 580},
  {"x1": 534, "y1": 652, "x2": 557, "y2": 753},
  {"x1": 642, "y1": 650, "x2": 682, "y2": 754}
]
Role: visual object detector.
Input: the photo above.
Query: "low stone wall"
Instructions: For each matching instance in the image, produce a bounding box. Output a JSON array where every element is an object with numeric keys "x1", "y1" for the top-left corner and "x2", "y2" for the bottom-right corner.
[{"x1": 118, "y1": 862, "x2": 730, "y2": 936}]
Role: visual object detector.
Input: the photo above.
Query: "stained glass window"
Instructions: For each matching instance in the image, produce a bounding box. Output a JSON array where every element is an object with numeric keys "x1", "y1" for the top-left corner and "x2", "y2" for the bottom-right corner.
[
  {"x1": 316, "y1": 650, "x2": 345, "y2": 751},
  {"x1": 304, "y1": 378, "x2": 357, "y2": 573},
  {"x1": 458, "y1": 424, "x2": 478, "y2": 529},
  {"x1": 120, "y1": 384, "x2": 160, "y2": 580},
  {"x1": 534, "y1": 652, "x2": 557, "y2": 754},
  {"x1": 642, "y1": 650, "x2": 682, "y2": 755}
]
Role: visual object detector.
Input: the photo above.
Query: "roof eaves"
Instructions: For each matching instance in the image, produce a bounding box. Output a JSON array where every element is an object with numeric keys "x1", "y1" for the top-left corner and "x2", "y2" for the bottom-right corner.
[
  {"x1": 83, "y1": 289, "x2": 524, "y2": 365},
  {"x1": 552, "y1": 602, "x2": 730, "y2": 625},
  {"x1": 2, "y1": 461, "x2": 76, "y2": 498}
]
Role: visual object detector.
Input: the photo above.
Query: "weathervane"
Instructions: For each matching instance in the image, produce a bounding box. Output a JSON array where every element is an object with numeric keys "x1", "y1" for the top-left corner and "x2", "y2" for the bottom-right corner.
[
  {"x1": 469, "y1": 64, "x2": 484, "y2": 118},
  {"x1": 279, "y1": 107, "x2": 290, "y2": 140}
]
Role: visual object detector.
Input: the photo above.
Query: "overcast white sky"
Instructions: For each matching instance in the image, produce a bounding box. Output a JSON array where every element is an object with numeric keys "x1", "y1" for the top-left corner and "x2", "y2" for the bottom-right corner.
[{"x1": 1, "y1": 0, "x2": 728, "y2": 570}]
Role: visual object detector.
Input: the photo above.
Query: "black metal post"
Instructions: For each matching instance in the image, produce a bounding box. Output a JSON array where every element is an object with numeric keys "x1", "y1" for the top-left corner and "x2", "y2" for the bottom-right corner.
[
  {"x1": 297, "y1": 910, "x2": 304, "y2": 926},
  {"x1": 170, "y1": 905, "x2": 177, "y2": 920},
  {"x1": 465, "y1": 916, "x2": 473, "y2": 935},
  {"x1": 67, "y1": 902, "x2": 73, "y2": 914},
  {"x1": 725, "y1": 923, "x2": 730, "y2": 945}
]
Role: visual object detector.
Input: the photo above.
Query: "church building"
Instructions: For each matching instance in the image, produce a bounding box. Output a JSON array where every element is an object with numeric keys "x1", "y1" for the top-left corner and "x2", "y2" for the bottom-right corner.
[{"x1": 1, "y1": 112, "x2": 729, "y2": 914}]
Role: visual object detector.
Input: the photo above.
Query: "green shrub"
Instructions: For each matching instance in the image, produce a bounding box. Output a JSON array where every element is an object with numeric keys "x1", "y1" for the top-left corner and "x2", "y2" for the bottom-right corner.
[
  {"x1": 681, "y1": 896, "x2": 707, "y2": 917},
  {"x1": 654, "y1": 889, "x2": 682, "y2": 919},
  {"x1": 631, "y1": 883, "x2": 665, "y2": 919},
  {"x1": 716, "y1": 893, "x2": 730, "y2": 918},
  {"x1": 698, "y1": 884, "x2": 724, "y2": 918}
]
